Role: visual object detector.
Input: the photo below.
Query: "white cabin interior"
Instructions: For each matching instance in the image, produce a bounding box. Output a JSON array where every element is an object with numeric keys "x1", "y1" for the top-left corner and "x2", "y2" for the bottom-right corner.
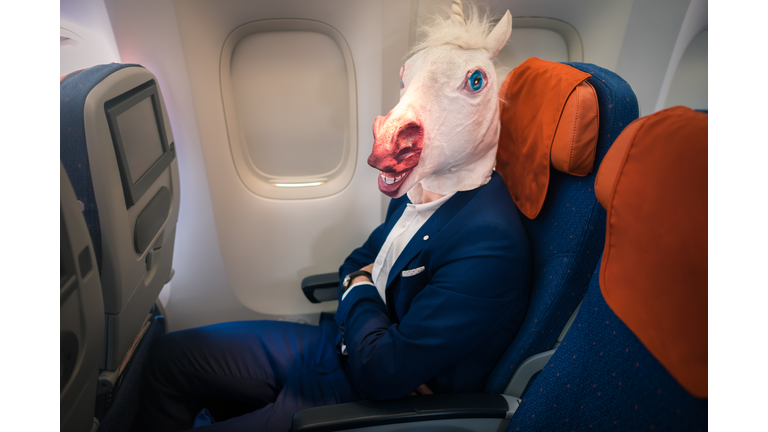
[{"x1": 60, "y1": 0, "x2": 708, "y2": 334}]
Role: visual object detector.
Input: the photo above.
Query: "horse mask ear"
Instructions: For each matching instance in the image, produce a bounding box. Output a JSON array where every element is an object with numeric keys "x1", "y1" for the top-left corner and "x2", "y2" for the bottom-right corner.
[{"x1": 484, "y1": 10, "x2": 512, "y2": 60}]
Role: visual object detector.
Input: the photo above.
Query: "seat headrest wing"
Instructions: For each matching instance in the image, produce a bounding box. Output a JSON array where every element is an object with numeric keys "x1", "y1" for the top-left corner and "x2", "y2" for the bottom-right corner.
[
  {"x1": 596, "y1": 106, "x2": 708, "y2": 398},
  {"x1": 551, "y1": 81, "x2": 599, "y2": 176},
  {"x1": 497, "y1": 57, "x2": 599, "y2": 219}
]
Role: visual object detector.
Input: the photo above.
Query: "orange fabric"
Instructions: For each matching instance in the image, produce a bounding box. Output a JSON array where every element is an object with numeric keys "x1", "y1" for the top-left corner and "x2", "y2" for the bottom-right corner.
[
  {"x1": 551, "y1": 82, "x2": 599, "y2": 176},
  {"x1": 594, "y1": 116, "x2": 647, "y2": 209},
  {"x1": 597, "y1": 106, "x2": 708, "y2": 398},
  {"x1": 497, "y1": 57, "x2": 592, "y2": 219}
]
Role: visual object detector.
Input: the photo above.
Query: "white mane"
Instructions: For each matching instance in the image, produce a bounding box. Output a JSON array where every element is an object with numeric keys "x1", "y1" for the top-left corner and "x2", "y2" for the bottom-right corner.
[{"x1": 410, "y1": 4, "x2": 497, "y2": 55}]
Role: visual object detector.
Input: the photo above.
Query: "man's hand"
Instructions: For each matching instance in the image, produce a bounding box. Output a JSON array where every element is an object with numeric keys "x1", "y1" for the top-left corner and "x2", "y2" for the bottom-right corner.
[
  {"x1": 409, "y1": 384, "x2": 434, "y2": 396},
  {"x1": 351, "y1": 264, "x2": 374, "y2": 285}
]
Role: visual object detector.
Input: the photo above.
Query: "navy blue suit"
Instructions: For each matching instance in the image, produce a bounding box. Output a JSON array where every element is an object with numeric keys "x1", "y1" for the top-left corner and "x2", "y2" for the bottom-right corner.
[
  {"x1": 336, "y1": 171, "x2": 530, "y2": 399},
  {"x1": 132, "y1": 172, "x2": 530, "y2": 432}
]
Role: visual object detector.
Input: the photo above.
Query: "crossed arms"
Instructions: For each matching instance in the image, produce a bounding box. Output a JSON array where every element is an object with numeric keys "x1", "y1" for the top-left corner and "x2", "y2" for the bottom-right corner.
[{"x1": 335, "y1": 211, "x2": 529, "y2": 400}]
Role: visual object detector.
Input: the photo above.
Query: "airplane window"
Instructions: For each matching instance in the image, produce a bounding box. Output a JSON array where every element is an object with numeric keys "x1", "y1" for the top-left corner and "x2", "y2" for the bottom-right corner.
[
  {"x1": 231, "y1": 31, "x2": 347, "y2": 178},
  {"x1": 665, "y1": 29, "x2": 708, "y2": 110},
  {"x1": 221, "y1": 20, "x2": 358, "y2": 199}
]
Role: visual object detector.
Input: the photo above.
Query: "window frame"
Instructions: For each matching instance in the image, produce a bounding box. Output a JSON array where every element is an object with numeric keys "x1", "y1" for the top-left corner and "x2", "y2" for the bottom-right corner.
[
  {"x1": 511, "y1": 17, "x2": 584, "y2": 62},
  {"x1": 219, "y1": 19, "x2": 358, "y2": 200}
]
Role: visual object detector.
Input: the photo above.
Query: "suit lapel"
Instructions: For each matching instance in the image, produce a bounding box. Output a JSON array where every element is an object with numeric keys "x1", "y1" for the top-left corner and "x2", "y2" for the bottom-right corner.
[
  {"x1": 385, "y1": 215, "x2": 438, "y2": 290},
  {"x1": 384, "y1": 184, "x2": 484, "y2": 290}
]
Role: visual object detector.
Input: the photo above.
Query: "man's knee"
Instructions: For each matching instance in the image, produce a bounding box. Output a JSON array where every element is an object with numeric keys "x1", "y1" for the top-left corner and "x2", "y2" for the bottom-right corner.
[
  {"x1": 142, "y1": 323, "x2": 279, "y2": 383},
  {"x1": 142, "y1": 327, "x2": 217, "y2": 390},
  {"x1": 143, "y1": 331, "x2": 185, "y2": 382}
]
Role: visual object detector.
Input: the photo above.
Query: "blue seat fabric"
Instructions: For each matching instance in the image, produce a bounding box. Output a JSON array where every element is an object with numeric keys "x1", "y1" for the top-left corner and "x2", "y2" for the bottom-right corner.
[
  {"x1": 507, "y1": 262, "x2": 708, "y2": 432},
  {"x1": 60, "y1": 63, "x2": 144, "y2": 272},
  {"x1": 484, "y1": 62, "x2": 639, "y2": 394}
]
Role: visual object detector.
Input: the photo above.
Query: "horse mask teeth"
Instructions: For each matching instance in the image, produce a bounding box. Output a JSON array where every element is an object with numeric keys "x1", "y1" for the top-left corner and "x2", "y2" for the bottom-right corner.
[
  {"x1": 368, "y1": 4, "x2": 513, "y2": 199},
  {"x1": 381, "y1": 173, "x2": 405, "y2": 185}
]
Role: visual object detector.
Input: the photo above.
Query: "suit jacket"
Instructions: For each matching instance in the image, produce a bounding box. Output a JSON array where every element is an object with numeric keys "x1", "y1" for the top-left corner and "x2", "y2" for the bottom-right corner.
[{"x1": 335, "y1": 171, "x2": 531, "y2": 400}]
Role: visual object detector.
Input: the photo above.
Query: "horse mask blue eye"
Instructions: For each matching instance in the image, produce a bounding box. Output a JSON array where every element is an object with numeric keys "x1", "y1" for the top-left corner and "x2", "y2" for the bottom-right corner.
[{"x1": 469, "y1": 71, "x2": 484, "y2": 92}]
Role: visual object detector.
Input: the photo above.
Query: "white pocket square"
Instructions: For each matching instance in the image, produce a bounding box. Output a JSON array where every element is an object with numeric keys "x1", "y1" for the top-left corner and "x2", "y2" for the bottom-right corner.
[{"x1": 402, "y1": 266, "x2": 425, "y2": 277}]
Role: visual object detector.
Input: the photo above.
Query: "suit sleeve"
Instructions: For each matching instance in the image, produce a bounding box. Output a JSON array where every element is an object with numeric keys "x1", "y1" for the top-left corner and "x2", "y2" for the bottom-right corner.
[{"x1": 334, "y1": 220, "x2": 530, "y2": 400}]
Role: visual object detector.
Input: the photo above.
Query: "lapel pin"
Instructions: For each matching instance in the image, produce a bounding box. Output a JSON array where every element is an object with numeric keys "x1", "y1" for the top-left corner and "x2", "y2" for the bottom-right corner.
[{"x1": 423, "y1": 235, "x2": 429, "y2": 240}]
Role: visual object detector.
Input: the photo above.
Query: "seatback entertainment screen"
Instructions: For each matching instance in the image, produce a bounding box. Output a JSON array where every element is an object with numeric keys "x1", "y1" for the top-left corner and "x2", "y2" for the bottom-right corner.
[{"x1": 105, "y1": 80, "x2": 174, "y2": 208}]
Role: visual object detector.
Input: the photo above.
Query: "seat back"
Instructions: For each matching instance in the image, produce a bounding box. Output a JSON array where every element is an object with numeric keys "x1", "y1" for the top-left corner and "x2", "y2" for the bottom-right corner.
[
  {"x1": 508, "y1": 106, "x2": 708, "y2": 430},
  {"x1": 60, "y1": 63, "x2": 180, "y2": 373},
  {"x1": 508, "y1": 264, "x2": 708, "y2": 431},
  {"x1": 61, "y1": 162, "x2": 104, "y2": 432},
  {"x1": 485, "y1": 59, "x2": 639, "y2": 394}
]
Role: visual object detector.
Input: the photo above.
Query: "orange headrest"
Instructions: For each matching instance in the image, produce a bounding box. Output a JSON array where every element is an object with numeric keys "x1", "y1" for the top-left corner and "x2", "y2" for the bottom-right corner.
[
  {"x1": 595, "y1": 106, "x2": 708, "y2": 398},
  {"x1": 497, "y1": 57, "x2": 599, "y2": 219}
]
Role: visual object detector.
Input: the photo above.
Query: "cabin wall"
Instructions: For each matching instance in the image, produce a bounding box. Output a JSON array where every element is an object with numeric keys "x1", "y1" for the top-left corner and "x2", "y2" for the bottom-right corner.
[
  {"x1": 168, "y1": 0, "x2": 411, "y2": 330},
  {"x1": 613, "y1": 0, "x2": 693, "y2": 116},
  {"x1": 62, "y1": 0, "x2": 704, "y2": 332},
  {"x1": 60, "y1": 0, "x2": 122, "y2": 75},
  {"x1": 100, "y1": 0, "x2": 417, "y2": 331},
  {"x1": 418, "y1": 0, "x2": 697, "y2": 117},
  {"x1": 103, "y1": 0, "x2": 239, "y2": 331},
  {"x1": 657, "y1": 0, "x2": 708, "y2": 111},
  {"x1": 380, "y1": 1, "x2": 415, "y2": 221},
  {"x1": 416, "y1": 0, "x2": 636, "y2": 73}
]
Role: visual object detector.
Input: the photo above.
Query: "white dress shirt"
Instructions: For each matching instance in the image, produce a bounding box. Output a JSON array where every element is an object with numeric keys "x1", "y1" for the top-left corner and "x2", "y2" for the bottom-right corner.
[{"x1": 342, "y1": 188, "x2": 455, "y2": 303}]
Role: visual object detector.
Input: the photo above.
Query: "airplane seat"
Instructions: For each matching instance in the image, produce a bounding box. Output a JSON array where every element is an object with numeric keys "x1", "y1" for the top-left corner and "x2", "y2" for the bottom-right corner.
[
  {"x1": 94, "y1": 306, "x2": 165, "y2": 432},
  {"x1": 60, "y1": 63, "x2": 180, "y2": 429},
  {"x1": 291, "y1": 59, "x2": 639, "y2": 431},
  {"x1": 485, "y1": 58, "x2": 639, "y2": 397},
  {"x1": 61, "y1": 162, "x2": 105, "y2": 432},
  {"x1": 507, "y1": 106, "x2": 708, "y2": 431}
]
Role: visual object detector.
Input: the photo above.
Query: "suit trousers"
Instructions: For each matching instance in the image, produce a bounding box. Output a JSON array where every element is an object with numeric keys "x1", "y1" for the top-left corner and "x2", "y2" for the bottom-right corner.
[{"x1": 130, "y1": 317, "x2": 364, "y2": 432}]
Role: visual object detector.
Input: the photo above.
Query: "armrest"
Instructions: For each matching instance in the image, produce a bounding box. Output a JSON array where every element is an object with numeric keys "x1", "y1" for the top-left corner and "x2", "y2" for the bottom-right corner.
[
  {"x1": 502, "y1": 349, "x2": 554, "y2": 398},
  {"x1": 301, "y1": 273, "x2": 340, "y2": 303},
  {"x1": 291, "y1": 393, "x2": 519, "y2": 432}
]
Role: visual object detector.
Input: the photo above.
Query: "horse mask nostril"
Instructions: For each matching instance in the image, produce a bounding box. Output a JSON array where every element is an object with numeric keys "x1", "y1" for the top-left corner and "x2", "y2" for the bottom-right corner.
[{"x1": 394, "y1": 123, "x2": 424, "y2": 161}]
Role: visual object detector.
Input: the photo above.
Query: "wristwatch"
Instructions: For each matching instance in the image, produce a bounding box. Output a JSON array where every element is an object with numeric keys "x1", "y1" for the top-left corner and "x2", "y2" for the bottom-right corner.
[{"x1": 342, "y1": 270, "x2": 373, "y2": 293}]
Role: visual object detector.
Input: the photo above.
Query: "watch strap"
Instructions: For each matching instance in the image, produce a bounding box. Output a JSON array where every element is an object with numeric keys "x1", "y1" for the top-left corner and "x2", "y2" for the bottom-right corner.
[{"x1": 343, "y1": 270, "x2": 373, "y2": 292}]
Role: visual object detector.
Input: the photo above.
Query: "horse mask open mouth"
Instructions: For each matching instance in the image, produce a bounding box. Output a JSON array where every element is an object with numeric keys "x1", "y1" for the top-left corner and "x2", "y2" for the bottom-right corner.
[
  {"x1": 369, "y1": 112, "x2": 425, "y2": 197},
  {"x1": 368, "y1": 4, "x2": 512, "y2": 199}
]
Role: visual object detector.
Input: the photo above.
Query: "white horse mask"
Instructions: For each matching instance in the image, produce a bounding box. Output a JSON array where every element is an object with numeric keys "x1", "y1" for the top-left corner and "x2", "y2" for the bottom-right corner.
[{"x1": 369, "y1": 5, "x2": 512, "y2": 199}]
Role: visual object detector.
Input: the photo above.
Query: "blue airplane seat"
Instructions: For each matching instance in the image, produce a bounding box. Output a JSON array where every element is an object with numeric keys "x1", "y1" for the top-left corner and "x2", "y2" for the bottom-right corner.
[
  {"x1": 61, "y1": 162, "x2": 105, "y2": 432},
  {"x1": 290, "y1": 60, "x2": 642, "y2": 432},
  {"x1": 507, "y1": 106, "x2": 708, "y2": 431},
  {"x1": 95, "y1": 307, "x2": 166, "y2": 432},
  {"x1": 61, "y1": 63, "x2": 181, "y2": 430},
  {"x1": 61, "y1": 64, "x2": 138, "y2": 273},
  {"x1": 507, "y1": 263, "x2": 708, "y2": 432},
  {"x1": 485, "y1": 59, "x2": 639, "y2": 397}
]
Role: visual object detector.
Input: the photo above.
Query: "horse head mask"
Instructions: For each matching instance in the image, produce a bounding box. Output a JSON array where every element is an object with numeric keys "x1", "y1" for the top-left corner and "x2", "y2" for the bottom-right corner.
[{"x1": 369, "y1": 1, "x2": 512, "y2": 198}]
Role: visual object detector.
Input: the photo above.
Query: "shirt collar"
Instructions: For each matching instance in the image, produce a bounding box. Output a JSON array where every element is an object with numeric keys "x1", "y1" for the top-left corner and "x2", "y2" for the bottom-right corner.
[{"x1": 407, "y1": 187, "x2": 456, "y2": 215}]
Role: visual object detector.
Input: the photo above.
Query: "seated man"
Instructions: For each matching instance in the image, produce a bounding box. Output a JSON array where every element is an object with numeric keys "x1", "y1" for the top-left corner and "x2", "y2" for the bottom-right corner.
[{"x1": 132, "y1": 5, "x2": 529, "y2": 432}]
